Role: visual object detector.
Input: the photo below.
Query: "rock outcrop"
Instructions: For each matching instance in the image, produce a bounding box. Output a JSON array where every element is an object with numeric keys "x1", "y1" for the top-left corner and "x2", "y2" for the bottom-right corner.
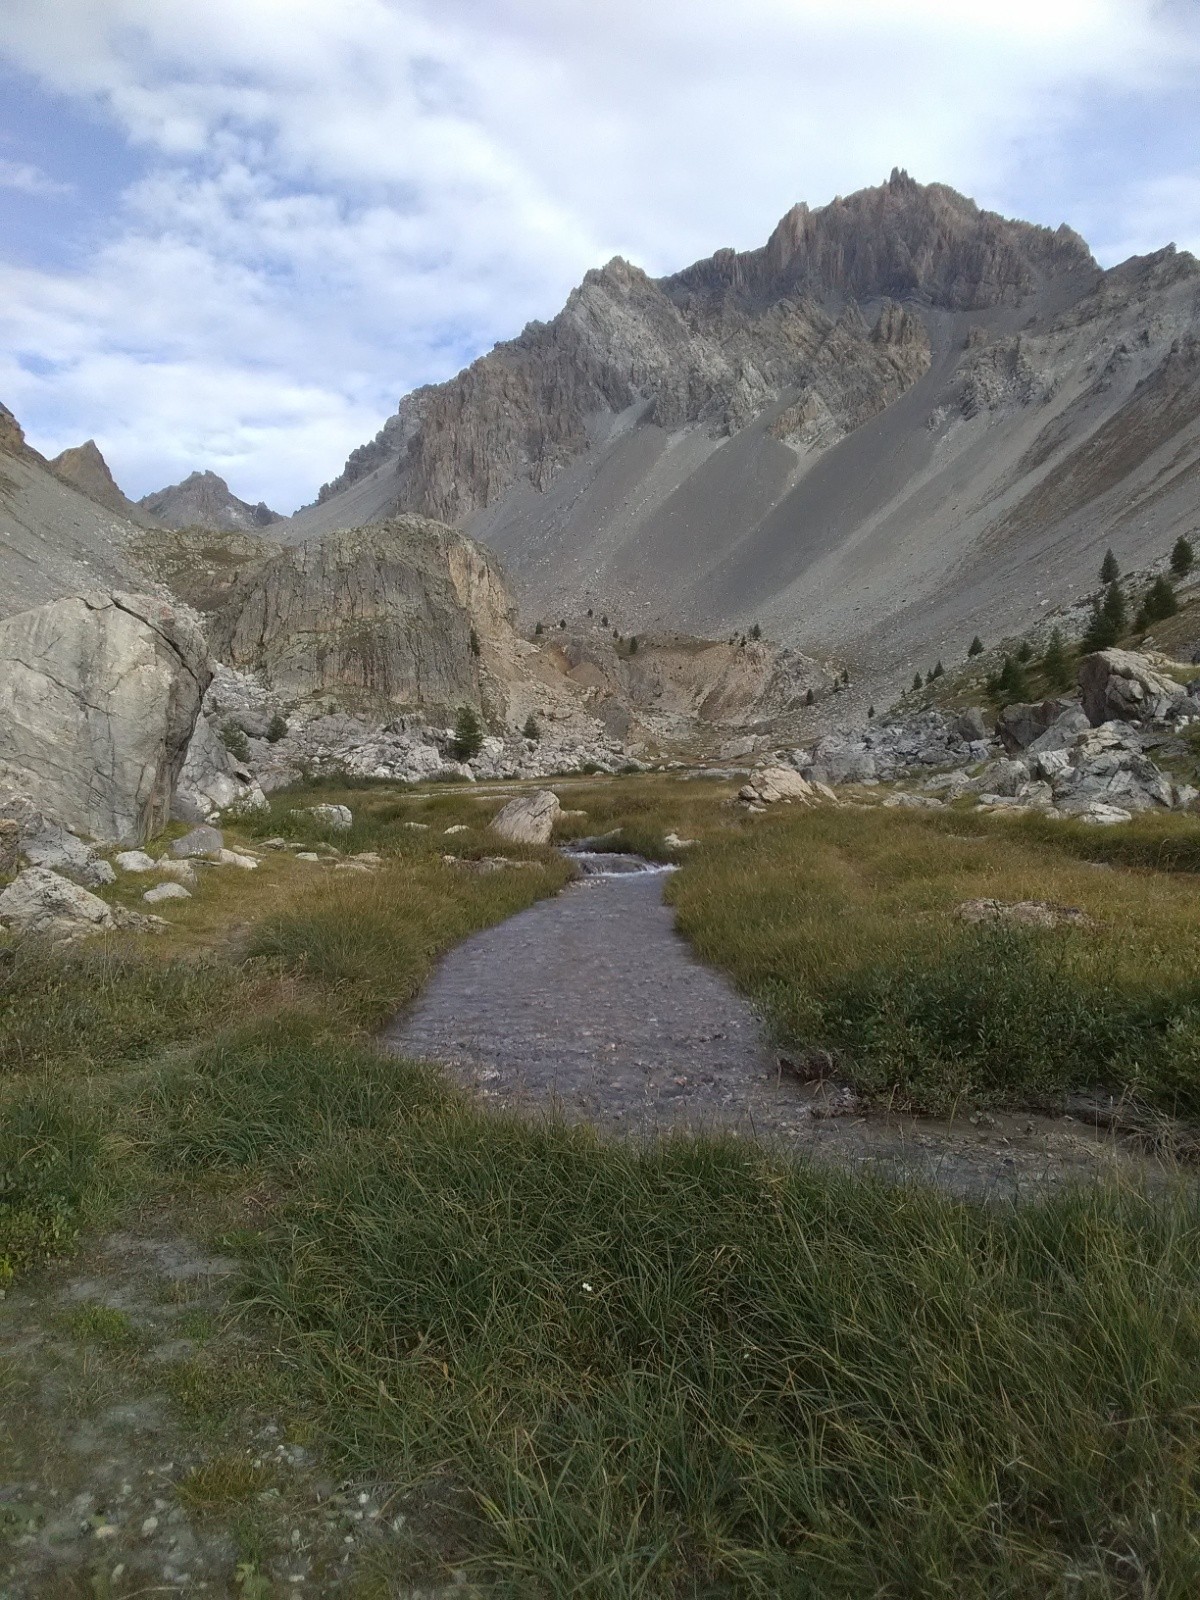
[
  {"x1": 139, "y1": 470, "x2": 282, "y2": 532},
  {"x1": 0, "y1": 592, "x2": 210, "y2": 844},
  {"x1": 490, "y1": 790, "x2": 561, "y2": 845},
  {"x1": 48, "y1": 440, "x2": 148, "y2": 523},
  {"x1": 212, "y1": 517, "x2": 520, "y2": 720},
  {"x1": 1079, "y1": 649, "x2": 1190, "y2": 726}
]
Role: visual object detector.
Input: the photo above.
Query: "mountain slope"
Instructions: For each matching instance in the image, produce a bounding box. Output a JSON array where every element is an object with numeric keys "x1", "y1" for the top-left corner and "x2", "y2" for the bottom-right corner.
[{"x1": 294, "y1": 172, "x2": 1200, "y2": 699}]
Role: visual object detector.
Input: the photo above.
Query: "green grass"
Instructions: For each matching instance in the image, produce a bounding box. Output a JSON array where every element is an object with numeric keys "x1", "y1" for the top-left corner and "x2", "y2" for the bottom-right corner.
[
  {"x1": 150, "y1": 1027, "x2": 1200, "y2": 1597},
  {"x1": 670, "y1": 804, "x2": 1200, "y2": 1115},
  {"x1": 57, "y1": 1302, "x2": 139, "y2": 1346}
]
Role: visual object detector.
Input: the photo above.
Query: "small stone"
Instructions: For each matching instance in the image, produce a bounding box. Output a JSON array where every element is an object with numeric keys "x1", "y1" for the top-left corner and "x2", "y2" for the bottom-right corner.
[
  {"x1": 215, "y1": 849, "x2": 258, "y2": 869},
  {"x1": 141, "y1": 1515, "x2": 159, "y2": 1536},
  {"x1": 295, "y1": 851, "x2": 320, "y2": 862},
  {"x1": 143, "y1": 882, "x2": 191, "y2": 903},
  {"x1": 169, "y1": 825, "x2": 223, "y2": 860}
]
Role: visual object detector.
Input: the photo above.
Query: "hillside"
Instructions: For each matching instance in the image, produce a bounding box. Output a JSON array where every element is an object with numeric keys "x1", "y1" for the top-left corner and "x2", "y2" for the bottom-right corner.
[
  {"x1": 293, "y1": 172, "x2": 1200, "y2": 704},
  {"x1": 139, "y1": 469, "x2": 283, "y2": 532}
]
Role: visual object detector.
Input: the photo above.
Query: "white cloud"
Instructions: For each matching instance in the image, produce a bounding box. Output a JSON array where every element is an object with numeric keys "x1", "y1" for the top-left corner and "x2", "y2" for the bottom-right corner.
[
  {"x1": 0, "y1": 0, "x2": 1196, "y2": 507},
  {"x1": 0, "y1": 156, "x2": 71, "y2": 196}
]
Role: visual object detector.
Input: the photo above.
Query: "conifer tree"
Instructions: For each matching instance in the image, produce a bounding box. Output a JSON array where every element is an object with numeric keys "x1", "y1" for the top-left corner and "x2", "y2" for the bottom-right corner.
[
  {"x1": 452, "y1": 705, "x2": 483, "y2": 761},
  {"x1": 1171, "y1": 536, "x2": 1195, "y2": 578},
  {"x1": 1100, "y1": 548, "x2": 1120, "y2": 584},
  {"x1": 968, "y1": 636, "x2": 983, "y2": 657}
]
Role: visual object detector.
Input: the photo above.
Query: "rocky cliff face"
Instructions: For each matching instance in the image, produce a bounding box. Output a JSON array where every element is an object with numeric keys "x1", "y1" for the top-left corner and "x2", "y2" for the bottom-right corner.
[
  {"x1": 48, "y1": 440, "x2": 150, "y2": 523},
  {"x1": 211, "y1": 516, "x2": 520, "y2": 720},
  {"x1": 296, "y1": 172, "x2": 1090, "y2": 536},
  {"x1": 139, "y1": 470, "x2": 282, "y2": 533}
]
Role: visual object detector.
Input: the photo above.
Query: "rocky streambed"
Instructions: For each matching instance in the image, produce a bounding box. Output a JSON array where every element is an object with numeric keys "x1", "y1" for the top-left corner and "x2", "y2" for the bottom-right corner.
[{"x1": 386, "y1": 846, "x2": 1166, "y2": 1200}]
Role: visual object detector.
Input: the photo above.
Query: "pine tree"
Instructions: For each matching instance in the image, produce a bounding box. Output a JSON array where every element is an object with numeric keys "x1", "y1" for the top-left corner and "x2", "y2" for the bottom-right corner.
[
  {"x1": 912, "y1": 672, "x2": 923, "y2": 692},
  {"x1": 804, "y1": 688, "x2": 815, "y2": 706},
  {"x1": 968, "y1": 636, "x2": 984, "y2": 657},
  {"x1": 265, "y1": 712, "x2": 289, "y2": 743},
  {"x1": 601, "y1": 614, "x2": 609, "y2": 628},
  {"x1": 1102, "y1": 580, "x2": 1127, "y2": 632},
  {"x1": 932, "y1": 660, "x2": 944, "y2": 678},
  {"x1": 1082, "y1": 600, "x2": 1119, "y2": 654},
  {"x1": 1016, "y1": 640, "x2": 1033, "y2": 664},
  {"x1": 1100, "y1": 548, "x2": 1120, "y2": 584},
  {"x1": 629, "y1": 635, "x2": 639, "y2": 654},
  {"x1": 469, "y1": 627, "x2": 481, "y2": 657},
  {"x1": 867, "y1": 705, "x2": 875, "y2": 719},
  {"x1": 750, "y1": 622, "x2": 762, "y2": 640},
  {"x1": 1041, "y1": 628, "x2": 1070, "y2": 689},
  {"x1": 841, "y1": 668, "x2": 850, "y2": 685},
  {"x1": 534, "y1": 621, "x2": 543, "y2": 636},
  {"x1": 451, "y1": 705, "x2": 484, "y2": 761},
  {"x1": 989, "y1": 655, "x2": 1030, "y2": 703},
  {"x1": 1171, "y1": 536, "x2": 1195, "y2": 579},
  {"x1": 1144, "y1": 575, "x2": 1178, "y2": 622},
  {"x1": 522, "y1": 713, "x2": 540, "y2": 742}
]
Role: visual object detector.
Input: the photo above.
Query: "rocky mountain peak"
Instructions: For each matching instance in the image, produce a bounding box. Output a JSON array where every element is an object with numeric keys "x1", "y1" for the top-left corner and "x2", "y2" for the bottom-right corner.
[
  {"x1": 49, "y1": 439, "x2": 145, "y2": 521},
  {"x1": 139, "y1": 469, "x2": 282, "y2": 533}
]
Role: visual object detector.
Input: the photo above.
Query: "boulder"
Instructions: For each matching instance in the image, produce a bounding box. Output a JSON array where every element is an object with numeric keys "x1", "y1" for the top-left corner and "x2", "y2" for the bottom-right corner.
[
  {"x1": 296, "y1": 804, "x2": 353, "y2": 832},
  {"x1": 956, "y1": 898, "x2": 1089, "y2": 929},
  {"x1": 740, "y1": 766, "x2": 818, "y2": 805},
  {"x1": 954, "y1": 707, "x2": 988, "y2": 742},
  {"x1": 1025, "y1": 706, "x2": 1091, "y2": 754},
  {"x1": 996, "y1": 699, "x2": 1073, "y2": 751},
  {"x1": 21, "y1": 825, "x2": 115, "y2": 888},
  {"x1": 144, "y1": 881, "x2": 191, "y2": 903},
  {"x1": 173, "y1": 712, "x2": 268, "y2": 823},
  {"x1": 490, "y1": 790, "x2": 561, "y2": 844},
  {"x1": 0, "y1": 592, "x2": 210, "y2": 844},
  {"x1": 808, "y1": 736, "x2": 876, "y2": 784},
  {"x1": 974, "y1": 757, "x2": 1029, "y2": 797},
  {"x1": 0, "y1": 866, "x2": 162, "y2": 939},
  {"x1": 1079, "y1": 649, "x2": 1189, "y2": 727},
  {"x1": 170, "y1": 825, "x2": 224, "y2": 860}
]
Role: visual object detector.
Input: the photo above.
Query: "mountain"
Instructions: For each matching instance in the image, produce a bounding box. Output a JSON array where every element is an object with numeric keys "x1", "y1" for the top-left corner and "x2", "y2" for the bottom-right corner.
[
  {"x1": 0, "y1": 403, "x2": 145, "y2": 617},
  {"x1": 293, "y1": 171, "x2": 1200, "y2": 698},
  {"x1": 139, "y1": 469, "x2": 283, "y2": 532},
  {"x1": 48, "y1": 439, "x2": 156, "y2": 525}
]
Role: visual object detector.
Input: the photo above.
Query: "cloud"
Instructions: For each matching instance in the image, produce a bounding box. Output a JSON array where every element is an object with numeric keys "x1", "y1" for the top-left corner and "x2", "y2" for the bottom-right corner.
[
  {"x1": 0, "y1": 0, "x2": 1197, "y2": 508},
  {"x1": 0, "y1": 156, "x2": 72, "y2": 196}
]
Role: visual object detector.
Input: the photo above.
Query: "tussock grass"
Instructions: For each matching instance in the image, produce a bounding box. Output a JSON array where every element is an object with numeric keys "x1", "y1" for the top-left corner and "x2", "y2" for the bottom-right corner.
[
  {"x1": 152, "y1": 1030, "x2": 1200, "y2": 1595},
  {"x1": 671, "y1": 804, "x2": 1200, "y2": 1113}
]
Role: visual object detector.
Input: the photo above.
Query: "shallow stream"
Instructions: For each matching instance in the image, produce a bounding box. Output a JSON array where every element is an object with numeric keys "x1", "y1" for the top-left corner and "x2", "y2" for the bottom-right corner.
[{"x1": 386, "y1": 848, "x2": 1166, "y2": 1199}]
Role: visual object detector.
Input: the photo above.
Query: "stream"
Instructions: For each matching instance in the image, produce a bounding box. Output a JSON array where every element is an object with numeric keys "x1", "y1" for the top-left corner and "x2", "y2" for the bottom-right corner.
[{"x1": 386, "y1": 848, "x2": 1167, "y2": 1199}]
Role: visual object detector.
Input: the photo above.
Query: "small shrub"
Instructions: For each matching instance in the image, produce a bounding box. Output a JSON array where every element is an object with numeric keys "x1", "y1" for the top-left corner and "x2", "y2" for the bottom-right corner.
[
  {"x1": 931, "y1": 661, "x2": 944, "y2": 679},
  {"x1": 987, "y1": 655, "x2": 1030, "y2": 703},
  {"x1": 221, "y1": 720, "x2": 251, "y2": 762},
  {"x1": 1015, "y1": 641, "x2": 1033, "y2": 664},
  {"x1": 968, "y1": 635, "x2": 984, "y2": 657},
  {"x1": 265, "y1": 712, "x2": 289, "y2": 743},
  {"x1": 469, "y1": 627, "x2": 481, "y2": 657},
  {"x1": 628, "y1": 636, "x2": 638, "y2": 654},
  {"x1": 522, "y1": 713, "x2": 540, "y2": 742},
  {"x1": 912, "y1": 672, "x2": 923, "y2": 692},
  {"x1": 750, "y1": 622, "x2": 762, "y2": 640},
  {"x1": 534, "y1": 622, "x2": 543, "y2": 636},
  {"x1": 1042, "y1": 628, "x2": 1071, "y2": 689},
  {"x1": 805, "y1": 688, "x2": 815, "y2": 706}
]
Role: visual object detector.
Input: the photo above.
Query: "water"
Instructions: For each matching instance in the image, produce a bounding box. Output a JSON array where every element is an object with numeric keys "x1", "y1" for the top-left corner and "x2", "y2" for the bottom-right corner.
[{"x1": 385, "y1": 852, "x2": 1164, "y2": 1197}]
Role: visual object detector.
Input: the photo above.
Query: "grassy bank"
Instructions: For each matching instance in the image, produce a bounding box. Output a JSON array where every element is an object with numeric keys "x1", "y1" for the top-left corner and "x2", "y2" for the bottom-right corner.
[
  {"x1": 5, "y1": 776, "x2": 1200, "y2": 1593},
  {"x1": 670, "y1": 803, "x2": 1200, "y2": 1116}
]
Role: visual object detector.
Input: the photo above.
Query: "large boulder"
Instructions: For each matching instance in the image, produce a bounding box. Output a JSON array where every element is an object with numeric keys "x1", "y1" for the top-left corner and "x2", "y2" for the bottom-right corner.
[
  {"x1": 21, "y1": 824, "x2": 115, "y2": 887},
  {"x1": 0, "y1": 866, "x2": 161, "y2": 940},
  {"x1": 995, "y1": 698, "x2": 1073, "y2": 751},
  {"x1": 490, "y1": 790, "x2": 561, "y2": 844},
  {"x1": 1078, "y1": 650, "x2": 1189, "y2": 727},
  {"x1": 0, "y1": 592, "x2": 210, "y2": 844}
]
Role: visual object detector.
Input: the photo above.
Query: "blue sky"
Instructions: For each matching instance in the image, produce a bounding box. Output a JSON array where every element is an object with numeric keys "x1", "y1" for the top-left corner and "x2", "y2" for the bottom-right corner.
[{"x1": 1, "y1": 0, "x2": 1198, "y2": 513}]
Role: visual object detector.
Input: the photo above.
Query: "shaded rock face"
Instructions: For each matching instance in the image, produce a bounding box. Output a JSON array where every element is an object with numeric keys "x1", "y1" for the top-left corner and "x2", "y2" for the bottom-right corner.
[
  {"x1": 0, "y1": 592, "x2": 210, "y2": 844},
  {"x1": 139, "y1": 470, "x2": 281, "y2": 532},
  {"x1": 212, "y1": 516, "x2": 519, "y2": 720}
]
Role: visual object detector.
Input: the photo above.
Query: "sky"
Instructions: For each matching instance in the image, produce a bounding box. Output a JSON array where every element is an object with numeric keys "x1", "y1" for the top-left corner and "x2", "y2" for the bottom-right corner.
[{"x1": 1, "y1": 1, "x2": 1198, "y2": 513}]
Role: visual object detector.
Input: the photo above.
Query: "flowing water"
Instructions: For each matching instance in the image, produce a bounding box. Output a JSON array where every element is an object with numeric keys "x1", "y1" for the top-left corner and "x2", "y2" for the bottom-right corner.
[{"x1": 386, "y1": 851, "x2": 1168, "y2": 1198}]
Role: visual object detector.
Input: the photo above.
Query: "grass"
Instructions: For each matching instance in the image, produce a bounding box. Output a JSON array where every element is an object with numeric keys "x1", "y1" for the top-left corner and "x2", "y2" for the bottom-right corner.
[
  {"x1": 7, "y1": 775, "x2": 1200, "y2": 1592},
  {"x1": 670, "y1": 803, "x2": 1200, "y2": 1115},
  {"x1": 57, "y1": 1302, "x2": 139, "y2": 1346}
]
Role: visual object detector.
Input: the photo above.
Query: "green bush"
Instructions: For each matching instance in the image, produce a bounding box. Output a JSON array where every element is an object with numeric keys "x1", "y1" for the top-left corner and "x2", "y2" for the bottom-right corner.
[
  {"x1": 1171, "y1": 535, "x2": 1195, "y2": 579},
  {"x1": 1100, "y1": 547, "x2": 1120, "y2": 584},
  {"x1": 1041, "y1": 627, "x2": 1071, "y2": 689},
  {"x1": 0, "y1": 1087, "x2": 102, "y2": 1284},
  {"x1": 265, "y1": 712, "x2": 289, "y2": 743},
  {"x1": 1143, "y1": 574, "x2": 1179, "y2": 623},
  {"x1": 220, "y1": 720, "x2": 251, "y2": 762},
  {"x1": 968, "y1": 635, "x2": 984, "y2": 657},
  {"x1": 522, "y1": 713, "x2": 540, "y2": 741}
]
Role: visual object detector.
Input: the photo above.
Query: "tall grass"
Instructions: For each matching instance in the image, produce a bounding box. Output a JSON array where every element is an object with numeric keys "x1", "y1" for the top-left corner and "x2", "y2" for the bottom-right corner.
[
  {"x1": 155, "y1": 1026, "x2": 1200, "y2": 1596},
  {"x1": 670, "y1": 806, "x2": 1200, "y2": 1113}
]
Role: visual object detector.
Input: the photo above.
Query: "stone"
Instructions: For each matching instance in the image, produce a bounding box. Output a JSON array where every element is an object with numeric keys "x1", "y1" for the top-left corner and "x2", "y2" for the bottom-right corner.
[
  {"x1": 173, "y1": 712, "x2": 267, "y2": 823},
  {"x1": 490, "y1": 790, "x2": 561, "y2": 844},
  {"x1": 974, "y1": 757, "x2": 1029, "y2": 797},
  {"x1": 114, "y1": 850, "x2": 158, "y2": 873},
  {"x1": 143, "y1": 881, "x2": 191, "y2": 903},
  {"x1": 296, "y1": 851, "x2": 321, "y2": 862},
  {"x1": 954, "y1": 707, "x2": 988, "y2": 742},
  {"x1": 0, "y1": 818, "x2": 18, "y2": 877},
  {"x1": 169, "y1": 825, "x2": 224, "y2": 860},
  {"x1": 1174, "y1": 783, "x2": 1199, "y2": 809},
  {"x1": 1025, "y1": 706, "x2": 1091, "y2": 754},
  {"x1": 956, "y1": 898, "x2": 1089, "y2": 929},
  {"x1": 664, "y1": 832, "x2": 696, "y2": 848},
  {"x1": 0, "y1": 592, "x2": 210, "y2": 844},
  {"x1": 294, "y1": 804, "x2": 353, "y2": 831},
  {"x1": 741, "y1": 766, "x2": 816, "y2": 805},
  {"x1": 0, "y1": 866, "x2": 115, "y2": 939},
  {"x1": 996, "y1": 699, "x2": 1072, "y2": 751},
  {"x1": 1078, "y1": 649, "x2": 1189, "y2": 727},
  {"x1": 20, "y1": 825, "x2": 116, "y2": 888},
  {"x1": 215, "y1": 849, "x2": 258, "y2": 869}
]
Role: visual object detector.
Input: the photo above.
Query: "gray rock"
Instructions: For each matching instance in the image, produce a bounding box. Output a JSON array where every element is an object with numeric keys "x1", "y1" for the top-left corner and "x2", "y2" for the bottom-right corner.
[
  {"x1": 169, "y1": 825, "x2": 224, "y2": 860},
  {"x1": 1079, "y1": 649, "x2": 1189, "y2": 727},
  {"x1": 144, "y1": 881, "x2": 191, "y2": 904},
  {"x1": 1025, "y1": 706, "x2": 1092, "y2": 754},
  {"x1": 173, "y1": 712, "x2": 267, "y2": 823},
  {"x1": 975, "y1": 757, "x2": 1029, "y2": 797},
  {"x1": 996, "y1": 698, "x2": 1072, "y2": 751},
  {"x1": 297, "y1": 804, "x2": 353, "y2": 832},
  {"x1": 21, "y1": 825, "x2": 115, "y2": 888},
  {"x1": 114, "y1": 850, "x2": 159, "y2": 873},
  {"x1": 490, "y1": 790, "x2": 561, "y2": 844},
  {"x1": 0, "y1": 592, "x2": 210, "y2": 844},
  {"x1": 0, "y1": 866, "x2": 115, "y2": 939},
  {"x1": 954, "y1": 707, "x2": 988, "y2": 742}
]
